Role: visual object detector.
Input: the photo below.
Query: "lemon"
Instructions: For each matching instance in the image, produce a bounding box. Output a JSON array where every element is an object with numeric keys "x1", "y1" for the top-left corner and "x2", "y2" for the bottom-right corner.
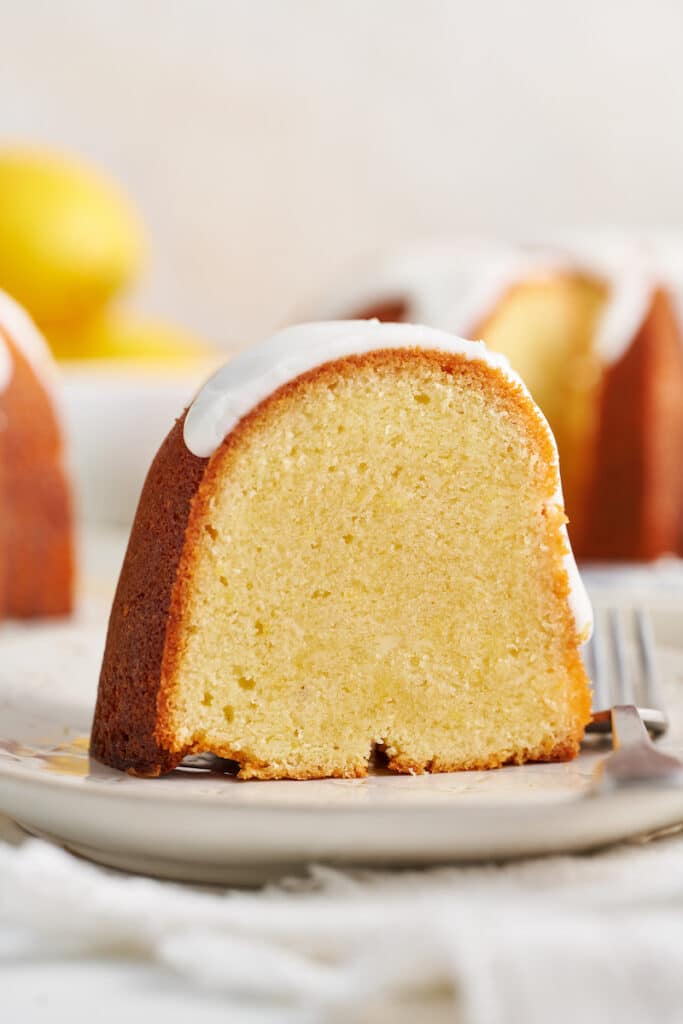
[
  {"x1": 48, "y1": 309, "x2": 213, "y2": 367},
  {"x1": 0, "y1": 147, "x2": 146, "y2": 325}
]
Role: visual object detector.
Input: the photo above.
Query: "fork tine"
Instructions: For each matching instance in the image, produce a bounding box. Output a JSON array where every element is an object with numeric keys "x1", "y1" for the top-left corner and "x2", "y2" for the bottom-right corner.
[
  {"x1": 589, "y1": 609, "x2": 610, "y2": 712},
  {"x1": 635, "y1": 608, "x2": 667, "y2": 723},
  {"x1": 609, "y1": 607, "x2": 632, "y2": 706},
  {"x1": 586, "y1": 605, "x2": 669, "y2": 738}
]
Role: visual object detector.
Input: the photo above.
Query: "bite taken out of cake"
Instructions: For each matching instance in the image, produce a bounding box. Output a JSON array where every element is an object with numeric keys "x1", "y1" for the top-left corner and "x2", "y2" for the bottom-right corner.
[{"x1": 91, "y1": 321, "x2": 592, "y2": 780}]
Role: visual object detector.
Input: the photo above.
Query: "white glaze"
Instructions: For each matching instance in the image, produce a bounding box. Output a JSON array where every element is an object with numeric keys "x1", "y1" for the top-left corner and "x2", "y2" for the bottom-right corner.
[
  {"x1": 549, "y1": 236, "x2": 656, "y2": 363},
  {"x1": 185, "y1": 320, "x2": 519, "y2": 456},
  {"x1": 0, "y1": 289, "x2": 60, "y2": 394},
  {"x1": 310, "y1": 239, "x2": 657, "y2": 367},
  {"x1": 184, "y1": 319, "x2": 592, "y2": 641}
]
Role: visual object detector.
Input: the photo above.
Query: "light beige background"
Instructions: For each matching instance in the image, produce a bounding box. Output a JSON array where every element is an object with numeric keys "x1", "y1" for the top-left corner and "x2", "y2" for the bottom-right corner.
[{"x1": 2, "y1": 0, "x2": 683, "y2": 347}]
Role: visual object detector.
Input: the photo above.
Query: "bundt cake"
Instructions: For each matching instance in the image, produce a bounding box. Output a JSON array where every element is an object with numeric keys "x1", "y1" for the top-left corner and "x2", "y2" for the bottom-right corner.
[
  {"x1": 0, "y1": 290, "x2": 74, "y2": 617},
  {"x1": 314, "y1": 243, "x2": 683, "y2": 561},
  {"x1": 91, "y1": 321, "x2": 592, "y2": 780}
]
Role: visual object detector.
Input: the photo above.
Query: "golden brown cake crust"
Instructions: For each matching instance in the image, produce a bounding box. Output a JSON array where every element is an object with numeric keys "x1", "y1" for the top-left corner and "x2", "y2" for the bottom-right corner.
[
  {"x1": 92, "y1": 348, "x2": 589, "y2": 777},
  {"x1": 90, "y1": 416, "x2": 208, "y2": 774},
  {"x1": 349, "y1": 297, "x2": 410, "y2": 324},
  {"x1": 0, "y1": 333, "x2": 74, "y2": 617},
  {"x1": 576, "y1": 289, "x2": 683, "y2": 560}
]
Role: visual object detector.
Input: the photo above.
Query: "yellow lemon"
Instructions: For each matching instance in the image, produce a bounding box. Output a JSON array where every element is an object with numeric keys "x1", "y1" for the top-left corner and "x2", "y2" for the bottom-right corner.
[
  {"x1": 48, "y1": 309, "x2": 214, "y2": 368},
  {"x1": 0, "y1": 147, "x2": 146, "y2": 325}
]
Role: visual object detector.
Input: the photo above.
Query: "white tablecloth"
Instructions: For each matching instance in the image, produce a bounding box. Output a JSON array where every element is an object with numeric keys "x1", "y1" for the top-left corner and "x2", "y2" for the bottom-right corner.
[{"x1": 3, "y1": 808, "x2": 683, "y2": 1024}]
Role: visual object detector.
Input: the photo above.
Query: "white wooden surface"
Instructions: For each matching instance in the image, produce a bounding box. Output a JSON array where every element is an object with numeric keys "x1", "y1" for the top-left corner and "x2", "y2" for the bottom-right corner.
[{"x1": 2, "y1": 0, "x2": 683, "y2": 348}]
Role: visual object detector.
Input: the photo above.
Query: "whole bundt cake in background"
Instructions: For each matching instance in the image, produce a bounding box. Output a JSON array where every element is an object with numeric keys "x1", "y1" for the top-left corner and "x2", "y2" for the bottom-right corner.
[
  {"x1": 310, "y1": 242, "x2": 683, "y2": 561},
  {"x1": 92, "y1": 321, "x2": 592, "y2": 780},
  {"x1": 0, "y1": 291, "x2": 74, "y2": 617}
]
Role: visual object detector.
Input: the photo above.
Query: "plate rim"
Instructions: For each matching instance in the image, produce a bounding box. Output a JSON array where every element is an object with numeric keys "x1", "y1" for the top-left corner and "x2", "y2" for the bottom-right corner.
[{"x1": 0, "y1": 748, "x2": 602, "y2": 816}]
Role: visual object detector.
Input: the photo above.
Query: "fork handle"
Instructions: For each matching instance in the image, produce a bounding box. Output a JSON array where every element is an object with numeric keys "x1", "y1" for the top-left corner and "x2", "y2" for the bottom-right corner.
[
  {"x1": 588, "y1": 705, "x2": 669, "y2": 737},
  {"x1": 594, "y1": 705, "x2": 683, "y2": 792},
  {"x1": 611, "y1": 704, "x2": 651, "y2": 748}
]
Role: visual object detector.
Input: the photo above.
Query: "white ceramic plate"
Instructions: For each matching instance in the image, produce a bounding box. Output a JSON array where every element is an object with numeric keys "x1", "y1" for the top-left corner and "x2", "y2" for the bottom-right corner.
[{"x1": 1, "y1": 530, "x2": 683, "y2": 884}]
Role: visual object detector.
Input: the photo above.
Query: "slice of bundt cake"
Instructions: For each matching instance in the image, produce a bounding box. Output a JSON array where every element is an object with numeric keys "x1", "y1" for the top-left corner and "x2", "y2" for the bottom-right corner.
[
  {"x1": 0, "y1": 291, "x2": 74, "y2": 617},
  {"x1": 314, "y1": 242, "x2": 683, "y2": 561},
  {"x1": 91, "y1": 321, "x2": 592, "y2": 780}
]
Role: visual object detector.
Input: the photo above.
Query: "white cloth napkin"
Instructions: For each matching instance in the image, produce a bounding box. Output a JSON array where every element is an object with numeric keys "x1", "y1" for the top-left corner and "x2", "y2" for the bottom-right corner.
[{"x1": 3, "y1": 825, "x2": 683, "y2": 1024}]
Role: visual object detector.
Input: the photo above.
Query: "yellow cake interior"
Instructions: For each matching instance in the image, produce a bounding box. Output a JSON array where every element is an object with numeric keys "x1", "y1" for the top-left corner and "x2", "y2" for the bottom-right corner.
[
  {"x1": 162, "y1": 352, "x2": 590, "y2": 779},
  {"x1": 474, "y1": 274, "x2": 607, "y2": 524}
]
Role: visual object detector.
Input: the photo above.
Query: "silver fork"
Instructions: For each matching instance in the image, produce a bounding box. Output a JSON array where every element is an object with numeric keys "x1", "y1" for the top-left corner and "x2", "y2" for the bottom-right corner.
[
  {"x1": 585, "y1": 607, "x2": 683, "y2": 790},
  {"x1": 586, "y1": 607, "x2": 668, "y2": 736}
]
